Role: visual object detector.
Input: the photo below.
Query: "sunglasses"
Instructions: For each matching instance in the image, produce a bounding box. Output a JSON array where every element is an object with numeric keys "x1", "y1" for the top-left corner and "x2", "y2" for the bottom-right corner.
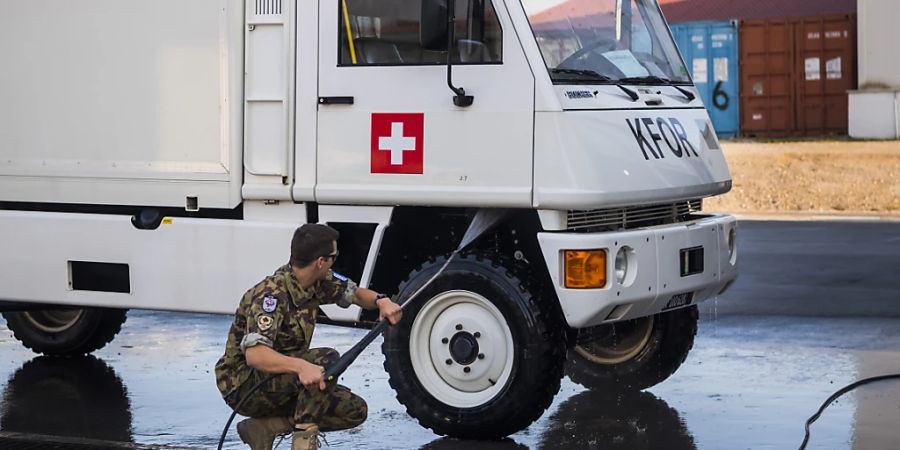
[{"x1": 320, "y1": 251, "x2": 339, "y2": 262}]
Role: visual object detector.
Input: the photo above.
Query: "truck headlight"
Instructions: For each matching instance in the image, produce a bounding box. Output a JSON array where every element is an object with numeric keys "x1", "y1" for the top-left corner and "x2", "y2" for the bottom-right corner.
[
  {"x1": 614, "y1": 246, "x2": 636, "y2": 286},
  {"x1": 564, "y1": 250, "x2": 607, "y2": 289},
  {"x1": 727, "y1": 227, "x2": 737, "y2": 265},
  {"x1": 614, "y1": 247, "x2": 627, "y2": 284}
]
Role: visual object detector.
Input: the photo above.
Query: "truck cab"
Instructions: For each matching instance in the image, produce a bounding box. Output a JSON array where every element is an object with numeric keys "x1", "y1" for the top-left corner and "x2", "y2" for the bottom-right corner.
[{"x1": 0, "y1": 0, "x2": 736, "y2": 439}]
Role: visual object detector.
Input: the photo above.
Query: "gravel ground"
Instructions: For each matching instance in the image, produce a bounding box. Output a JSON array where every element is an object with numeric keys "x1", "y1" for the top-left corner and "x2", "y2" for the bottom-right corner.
[{"x1": 705, "y1": 140, "x2": 900, "y2": 216}]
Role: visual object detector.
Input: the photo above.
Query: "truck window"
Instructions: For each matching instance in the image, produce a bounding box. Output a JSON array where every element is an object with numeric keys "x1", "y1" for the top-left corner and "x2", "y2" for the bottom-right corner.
[
  {"x1": 338, "y1": 0, "x2": 502, "y2": 66},
  {"x1": 522, "y1": 0, "x2": 690, "y2": 84}
]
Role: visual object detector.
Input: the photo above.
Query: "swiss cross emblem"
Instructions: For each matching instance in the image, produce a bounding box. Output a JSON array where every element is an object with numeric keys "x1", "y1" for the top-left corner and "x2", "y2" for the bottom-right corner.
[{"x1": 371, "y1": 113, "x2": 424, "y2": 174}]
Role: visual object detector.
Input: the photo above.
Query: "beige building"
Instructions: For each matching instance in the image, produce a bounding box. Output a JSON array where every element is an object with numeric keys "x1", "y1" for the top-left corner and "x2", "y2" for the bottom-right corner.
[{"x1": 849, "y1": 0, "x2": 900, "y2": 139}]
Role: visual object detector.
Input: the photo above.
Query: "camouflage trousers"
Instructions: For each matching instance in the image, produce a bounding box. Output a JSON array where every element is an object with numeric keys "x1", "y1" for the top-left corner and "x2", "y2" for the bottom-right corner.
[{"x1": 224, "y1": 347, "x2": 367, "y2": 431}]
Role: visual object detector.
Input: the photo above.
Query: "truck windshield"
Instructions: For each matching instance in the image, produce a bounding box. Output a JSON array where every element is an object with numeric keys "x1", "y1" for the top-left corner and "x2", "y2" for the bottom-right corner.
[{"x1": 522, "y1": 0, "x2": 690, "y2": 85}]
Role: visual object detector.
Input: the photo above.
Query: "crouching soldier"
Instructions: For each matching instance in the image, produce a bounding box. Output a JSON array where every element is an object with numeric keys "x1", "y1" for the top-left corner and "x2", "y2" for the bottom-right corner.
[{"x1": 215, "y1": 224, "x2": 402, "y2": 450}]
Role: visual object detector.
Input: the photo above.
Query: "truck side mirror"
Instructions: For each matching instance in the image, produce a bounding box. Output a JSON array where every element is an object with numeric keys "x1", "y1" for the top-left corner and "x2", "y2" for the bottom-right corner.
[
  {"x1": 421, "y1": 0, "x2": 448, "y2": 51},
  {"x1": 422, "y1": 0, "x2": 473, "y2": 106}
]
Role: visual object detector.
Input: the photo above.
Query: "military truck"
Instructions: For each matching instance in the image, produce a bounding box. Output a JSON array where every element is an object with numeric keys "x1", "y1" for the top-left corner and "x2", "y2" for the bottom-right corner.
[{"x1": 0, "y1": 0, "x2": 737, "y2": 438}]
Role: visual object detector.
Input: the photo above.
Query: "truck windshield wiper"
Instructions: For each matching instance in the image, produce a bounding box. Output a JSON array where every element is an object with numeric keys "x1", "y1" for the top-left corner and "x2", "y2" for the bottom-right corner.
[
  {"x1": 550, "y1": 69, "x2": 638, "y2": 101},
  {"x1": 618, "y1": 76, "x2": 695, "y2": 101},
  {"x1": 550, "y1": 68, "x2": 614, "y2": 82}
]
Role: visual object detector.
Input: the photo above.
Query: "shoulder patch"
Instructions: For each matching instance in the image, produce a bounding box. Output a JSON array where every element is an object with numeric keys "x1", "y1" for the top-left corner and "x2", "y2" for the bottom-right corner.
[
  {"x1": 262, "y1": 296, "x2": 278, "y2": 313},
  {"x1": 332, "y1": 271, "x2": 348, "y2": 282},
  {"x1": 257, "y1": 315, "x2": 273, "y2": 331}
]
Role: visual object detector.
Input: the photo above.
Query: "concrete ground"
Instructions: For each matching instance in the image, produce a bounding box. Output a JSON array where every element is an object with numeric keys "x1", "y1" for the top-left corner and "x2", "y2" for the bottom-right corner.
[{"x1": 1, "y1": 220, "x2": 899, "y2": 449}]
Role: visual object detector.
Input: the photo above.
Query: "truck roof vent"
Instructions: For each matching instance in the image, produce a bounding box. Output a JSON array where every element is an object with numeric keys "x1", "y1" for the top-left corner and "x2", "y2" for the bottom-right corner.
[
  {"x1": 255, "y1": 0, "x2": 282, "y2": 15},
  {"x1": 567, "y1": 199, "x2": 703, "y2": 232}
]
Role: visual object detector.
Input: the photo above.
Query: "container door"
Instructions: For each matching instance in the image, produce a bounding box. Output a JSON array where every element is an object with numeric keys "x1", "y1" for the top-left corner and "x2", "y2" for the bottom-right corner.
[
  {"x1": 707, "y1": 22, "x2": 739, "y2": 137},
  {"x1": 740, "y1": 19, "x2": 796, "y2": 137},
  {"x1": 315, "y1": 0, "x2": 534, "y2": 207},
  {"x1": 671, "y1": 21, "x2": 740, "y2": 138},
  {"x1": 795, "y1": 15, "x2": 856, "y2": 135},
  {"x1": 674, "y1": 24, "x2": 713, "y2": 119}
]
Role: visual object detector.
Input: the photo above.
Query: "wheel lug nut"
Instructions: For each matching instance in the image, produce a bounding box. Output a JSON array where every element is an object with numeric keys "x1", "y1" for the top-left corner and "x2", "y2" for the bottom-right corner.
[
  {"x1": 455, "y1": 324, "x2": 463, "y2": 330},
  {"x1": 463, "y1": 366, "x2": 471, "y2": 373},
  {"x1": 441, "y1": 337, "x2": 449, "y2": 344},
  {"x1": 445, "y1": 359, "x2": 453, "y2": 365},
  {"x1": 474, "y1": 332, "x2": 481, "y2": 338},
  {"x1": 478, "y1": 353, "x2": 485, "y2": 359}
]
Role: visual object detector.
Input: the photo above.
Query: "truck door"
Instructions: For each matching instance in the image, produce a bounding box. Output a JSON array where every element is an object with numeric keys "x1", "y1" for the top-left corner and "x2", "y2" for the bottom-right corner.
[{"x1": 316, "y1": 0, "x2": 534, "y2": 207}]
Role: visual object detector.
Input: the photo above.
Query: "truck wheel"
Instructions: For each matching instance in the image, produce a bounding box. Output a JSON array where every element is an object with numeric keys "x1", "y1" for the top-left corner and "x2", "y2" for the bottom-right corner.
[
  {"x1": 566, "y1": 306, "x2": 698, "y2": 391},
  {"x1": 382, "y1": 254, "x2": 566, "y2": 439},
  {"x1": 2, "y1": 307, "x2": 128, "y2": 356}
]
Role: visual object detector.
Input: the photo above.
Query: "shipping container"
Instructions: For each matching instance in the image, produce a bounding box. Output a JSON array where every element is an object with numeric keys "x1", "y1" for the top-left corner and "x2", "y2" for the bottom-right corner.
[
  {"x1": 660, "y1": 0, "x2": 856, "y2": 25},
  {"x1": 739, "y1": 18, "x2": 795, "y2": 135},
  {"x1": 795, "y1": 15, "x2": 857, "y2": 135},
  {"x1": 739, "y1": 14, "x2": 857, "y2": 137},
  {"x1": 671, "y1": 20, "x2": 740, "y2": 137}
]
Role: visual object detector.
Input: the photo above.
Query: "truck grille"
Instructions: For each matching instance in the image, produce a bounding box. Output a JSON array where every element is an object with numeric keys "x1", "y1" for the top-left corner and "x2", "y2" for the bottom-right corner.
[{"x1": 567, "y1": 199, "x2": 703, "y2": 231}]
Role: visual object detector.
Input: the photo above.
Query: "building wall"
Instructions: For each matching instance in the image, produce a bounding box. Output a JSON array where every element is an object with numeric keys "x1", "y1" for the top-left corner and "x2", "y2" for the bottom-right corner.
[
  {"x1": 857, "y1": 0, "x2": 900, "y2": 88},
  {"x1": 849, "y1": 0, "x2": 900, "y2": 139}
]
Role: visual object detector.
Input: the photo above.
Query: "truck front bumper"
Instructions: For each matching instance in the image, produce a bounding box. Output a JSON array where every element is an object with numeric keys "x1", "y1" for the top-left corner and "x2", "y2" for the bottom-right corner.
[{"x1": 537, "y1": 214, "x2": 738, "y2": 328}]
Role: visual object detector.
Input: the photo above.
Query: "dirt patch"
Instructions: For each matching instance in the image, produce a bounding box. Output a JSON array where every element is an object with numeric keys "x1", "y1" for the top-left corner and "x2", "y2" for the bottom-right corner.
[{"x1": 705, "y1": 140, "x2": 900, "y2": 216}]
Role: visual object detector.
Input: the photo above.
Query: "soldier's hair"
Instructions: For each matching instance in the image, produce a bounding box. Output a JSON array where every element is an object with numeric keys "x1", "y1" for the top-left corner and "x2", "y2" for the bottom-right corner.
[{"x1": 290, "y1": 224, "x2": 340, "y2": 268}]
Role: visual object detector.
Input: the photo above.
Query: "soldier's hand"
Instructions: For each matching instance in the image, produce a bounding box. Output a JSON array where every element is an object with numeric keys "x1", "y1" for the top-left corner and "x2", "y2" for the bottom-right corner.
[
  {"x1": 378, "y1": 298, "x2": 403, "y2": 325},
  {"x1": 297, "y1": 361, "x2": 326, "y2": 391}
]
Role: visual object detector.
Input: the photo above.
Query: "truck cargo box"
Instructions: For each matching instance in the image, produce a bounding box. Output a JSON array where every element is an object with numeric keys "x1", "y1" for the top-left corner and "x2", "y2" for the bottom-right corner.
[{"x1": 0, "y1": 0, "x2": 245, "y2": 209}]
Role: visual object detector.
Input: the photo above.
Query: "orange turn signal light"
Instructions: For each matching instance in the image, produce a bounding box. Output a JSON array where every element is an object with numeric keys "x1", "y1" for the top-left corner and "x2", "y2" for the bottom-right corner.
[{"x1": 564, "y1": 250, "x2": 607, "y2": 289}]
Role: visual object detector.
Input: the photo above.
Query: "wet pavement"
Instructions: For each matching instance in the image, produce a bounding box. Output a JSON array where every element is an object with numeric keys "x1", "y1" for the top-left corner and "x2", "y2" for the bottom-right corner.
[{"x1": 1, "y1": 220, "x2": 899, "y2": 449}]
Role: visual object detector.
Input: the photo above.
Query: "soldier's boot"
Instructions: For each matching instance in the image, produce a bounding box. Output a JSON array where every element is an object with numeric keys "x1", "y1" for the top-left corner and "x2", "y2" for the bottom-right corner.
[
  {"x1": 291, "y1": 424, "x2": 321, "y2": 450},
  {"x1": 236, "y1": 416, "x2": 292, "y2": 450}
]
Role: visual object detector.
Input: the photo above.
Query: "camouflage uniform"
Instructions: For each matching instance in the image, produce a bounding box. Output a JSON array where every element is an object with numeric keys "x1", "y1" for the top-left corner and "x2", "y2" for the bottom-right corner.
[{"x1": 215, "y1": 264, "x2": 368, "y2": 431}]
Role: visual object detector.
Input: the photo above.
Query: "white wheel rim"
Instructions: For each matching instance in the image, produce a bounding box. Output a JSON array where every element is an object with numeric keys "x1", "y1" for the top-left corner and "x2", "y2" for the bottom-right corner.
[
  {"x1": 409, "y1": 290, "x2": 515, "y2": 408},
  {"x1": 23, "y1": 309, "x2": 84, "y2": 333}
]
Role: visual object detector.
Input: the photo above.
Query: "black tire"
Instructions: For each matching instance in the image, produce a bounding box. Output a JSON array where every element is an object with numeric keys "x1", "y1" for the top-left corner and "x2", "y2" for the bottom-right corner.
[
  {"x1": 0, "y1": 355, "x2": 133, "y2": 442},
  {"x1": 538, "y1": 388, "x2": 695, "y2": 450},
  {"x1": 382, "y1": 254, "x2": 566, "y2": 439},
  {"x1": 567, "y1": 305, "x2": 698, "y2": 391},
  {"x1": 2, "y1": 307, "x2": 128, "y2": 356}
]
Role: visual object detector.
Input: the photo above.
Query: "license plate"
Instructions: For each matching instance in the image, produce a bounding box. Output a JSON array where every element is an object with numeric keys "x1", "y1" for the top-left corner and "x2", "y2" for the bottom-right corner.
[{"x1": 664, "y1": 292, "x2": 694, "y2": 310}]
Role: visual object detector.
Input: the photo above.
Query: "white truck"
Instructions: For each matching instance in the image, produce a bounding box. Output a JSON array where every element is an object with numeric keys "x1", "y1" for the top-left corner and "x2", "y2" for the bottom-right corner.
[{"x1": 0, "y1": 0, "x2": 737, "y2": 439}]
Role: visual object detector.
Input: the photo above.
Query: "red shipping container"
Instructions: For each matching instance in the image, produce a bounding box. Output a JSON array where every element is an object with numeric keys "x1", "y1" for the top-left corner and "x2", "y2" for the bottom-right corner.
[
  {"x1": 795, "y1": 16, "x2": 857, "y2": 135},
  {"x1": 739, "y1": 15, "x2": 857, "y2": 137},
  {"x1": 660, "y1": 0, "x2": 856, "y2": 24}
]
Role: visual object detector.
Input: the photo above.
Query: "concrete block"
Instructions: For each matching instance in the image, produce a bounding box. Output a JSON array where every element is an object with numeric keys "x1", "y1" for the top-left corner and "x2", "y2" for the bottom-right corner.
[{"x1": 849, "y1": 90, "x2": 899, "y2": 139}]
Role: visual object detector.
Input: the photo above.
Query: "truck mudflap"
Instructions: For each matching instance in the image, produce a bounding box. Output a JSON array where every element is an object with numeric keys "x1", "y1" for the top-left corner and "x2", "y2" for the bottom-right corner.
[{"x1": 537, "y1": 214, "x2": 737, "y2": 328}]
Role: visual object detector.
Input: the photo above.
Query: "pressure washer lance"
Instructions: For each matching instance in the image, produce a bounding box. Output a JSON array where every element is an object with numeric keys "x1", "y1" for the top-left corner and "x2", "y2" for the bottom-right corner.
[{"x1": 217, "y1": 209, "x2": 509, "y2": 450}]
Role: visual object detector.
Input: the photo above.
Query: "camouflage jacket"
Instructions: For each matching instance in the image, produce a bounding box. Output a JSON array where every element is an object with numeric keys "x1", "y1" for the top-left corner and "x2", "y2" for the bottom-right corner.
[{"x1": 215, "y1": 264, "x2": 357, "y2": 398}]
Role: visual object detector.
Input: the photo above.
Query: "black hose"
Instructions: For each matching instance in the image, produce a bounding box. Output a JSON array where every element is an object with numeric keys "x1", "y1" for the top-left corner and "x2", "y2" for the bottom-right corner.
[
  {"x1": 799, "y1": 373, "x2": 900, "y2": 450},
  {"x1": 324, "y1": 319, "x2": 390, "y2": 382},
  {"x1": 217, "y1": 372, "x2": 280, "y2": 450}
]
